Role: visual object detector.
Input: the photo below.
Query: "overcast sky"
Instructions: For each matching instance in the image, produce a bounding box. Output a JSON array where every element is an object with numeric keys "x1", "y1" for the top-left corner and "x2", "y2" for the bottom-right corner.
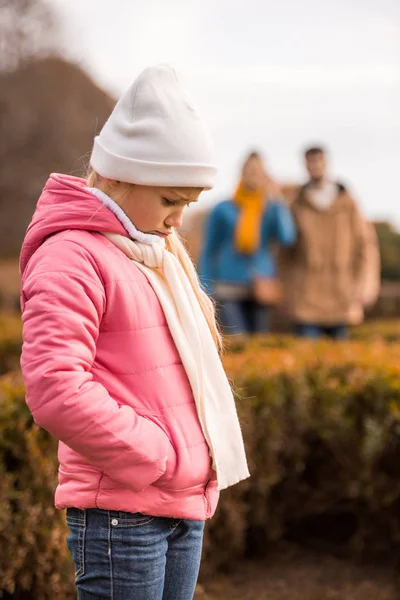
[{"x1": 52, "y1": 0, "x2": 400, "y2": 224}]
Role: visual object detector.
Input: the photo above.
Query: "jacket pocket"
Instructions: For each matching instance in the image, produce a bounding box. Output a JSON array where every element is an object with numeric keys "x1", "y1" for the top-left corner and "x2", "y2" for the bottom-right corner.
[
  {"x1": 153, "y1": 442, "x2": 178, "y2": 486},
  {"x1": 154, "y1": 441, "x2": 212, "y2": 492}
]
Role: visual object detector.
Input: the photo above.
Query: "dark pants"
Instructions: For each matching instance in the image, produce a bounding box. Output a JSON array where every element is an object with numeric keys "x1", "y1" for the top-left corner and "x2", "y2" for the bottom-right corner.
[
  {"x1": 66, "y1": 508, "x2": 205, "y2": 600},
  {"x1": 217, "y1": 298, "x2": 269, "y2": 335},
  {"x1": 295, "y1": 323, "x2": 348, "y2": 340}
]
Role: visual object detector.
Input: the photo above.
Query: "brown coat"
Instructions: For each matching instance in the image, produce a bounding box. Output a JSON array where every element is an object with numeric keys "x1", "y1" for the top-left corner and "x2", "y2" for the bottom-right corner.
[
  {"x1": 348, "y1": 219, "x2": 380, "y2": 324},
  {"x1": 280, "y1": 184, "x2": 372, "y2": 325}
]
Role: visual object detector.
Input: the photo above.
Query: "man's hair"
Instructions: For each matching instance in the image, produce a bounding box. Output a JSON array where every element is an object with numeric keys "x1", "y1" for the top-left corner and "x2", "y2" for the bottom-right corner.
[
  {"x1": 304, "y1": 146, "x2": 325, "y2": 159},
  {"x1": 246, "y1": 150, "x2": 263, "y2": 161}
]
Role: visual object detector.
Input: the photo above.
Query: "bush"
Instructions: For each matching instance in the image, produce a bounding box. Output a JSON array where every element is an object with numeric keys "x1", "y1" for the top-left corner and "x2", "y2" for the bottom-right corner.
[
  {"x1": 351, "y1": 319, "x2": 400, "y2": 342},
  {"x1": 0, "y1": 313, "x2": 22, "y2": 375},
  {"x1": 0, "y1": 372, "x2": 74, "y2": 599},
  {"x1": 3, "y1": 314, "x2": 400, "y2": 592},
  {"x1": 211, "y1": 340, "x2": 400, "y2": 569},
  {"x1": 375, "y1": 221, "x2": 400, "y2": 281}
]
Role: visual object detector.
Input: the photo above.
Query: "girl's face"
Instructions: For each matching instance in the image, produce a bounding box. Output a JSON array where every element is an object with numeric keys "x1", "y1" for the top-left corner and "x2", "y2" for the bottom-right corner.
[{"x1": 107, "y1": 183, "x2": 202, "y2": 238}]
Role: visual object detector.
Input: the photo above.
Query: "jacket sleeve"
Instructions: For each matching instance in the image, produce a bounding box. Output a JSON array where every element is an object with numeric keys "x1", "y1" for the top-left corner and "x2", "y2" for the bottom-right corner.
[
  {"x1": 198, "y1": 204, "x2": 225, "y2": 294},
  {"x1": 20, "y1": 240, "x2": 171, "y2": 493},
  {"x1": 268, "y1": 199, "x2": 297, "y2": 246},
  {"x1": 353, "y1": 215, "x2": 380, "y2": 305}
]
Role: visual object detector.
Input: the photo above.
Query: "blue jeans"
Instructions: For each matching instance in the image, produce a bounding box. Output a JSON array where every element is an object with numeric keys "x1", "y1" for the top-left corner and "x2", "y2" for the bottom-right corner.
[
  {"x1": 295, "y1": 323, "x2": 348, "y2": 340},
  {"x1": 218, "y1": 299, "x2": 269, "y2": 335},
  {"x1": 66, "y1": 508, "x2": 205, "y2": 600}
]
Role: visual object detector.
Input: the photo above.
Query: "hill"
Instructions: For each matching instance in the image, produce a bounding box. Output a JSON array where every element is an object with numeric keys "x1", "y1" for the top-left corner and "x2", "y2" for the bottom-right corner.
[{"x1": 0, "y1": 57, "x2": 115, "y2": 256}]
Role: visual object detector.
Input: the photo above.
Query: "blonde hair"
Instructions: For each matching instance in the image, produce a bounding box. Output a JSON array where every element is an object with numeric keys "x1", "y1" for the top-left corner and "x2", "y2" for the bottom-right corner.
[{"x1": 86, "y1": 170, "x2": 222, "y2": 351}]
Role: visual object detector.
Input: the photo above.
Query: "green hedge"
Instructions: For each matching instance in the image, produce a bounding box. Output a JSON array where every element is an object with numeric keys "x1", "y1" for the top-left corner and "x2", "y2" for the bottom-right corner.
[
  {"x1": 0, "y1": 372, "x2": 74, "y2": 599},
  {"x1": 351, "y1": 319, "x2": 400, "y2": 342},
  {"x1": 211, "y1": 340, "x2": 400, "y2": 569},
  {"x1": 0, "y1": 313, "x2": 22, "y2": 375},
  {"x1": 3, "y1": 316, "x2": 400, "y2": 594}
]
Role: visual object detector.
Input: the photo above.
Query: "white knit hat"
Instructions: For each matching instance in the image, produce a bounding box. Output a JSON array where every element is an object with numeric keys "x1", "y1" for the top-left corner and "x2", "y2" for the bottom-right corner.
[{"x1": 90, "y1": 65, "x2": 217, "y2": 189}]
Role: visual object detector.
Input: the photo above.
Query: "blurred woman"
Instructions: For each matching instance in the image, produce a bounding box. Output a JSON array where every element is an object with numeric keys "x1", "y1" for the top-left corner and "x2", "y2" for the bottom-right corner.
[{"x1": 199, "y1": 151, "x2": 296, "y2": 335}]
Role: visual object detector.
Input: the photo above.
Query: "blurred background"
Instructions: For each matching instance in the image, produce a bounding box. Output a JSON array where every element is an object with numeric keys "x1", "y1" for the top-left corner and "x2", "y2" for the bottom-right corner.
[
  {"x1": 52, "y1": 0, "x2": 400, "y2": 223},
  {"x1": 0, "y1": 0, "x2": 399, "y2": 315},
  {"x1": 1, "y1": 1, "x2": 400, "y2": 599}
]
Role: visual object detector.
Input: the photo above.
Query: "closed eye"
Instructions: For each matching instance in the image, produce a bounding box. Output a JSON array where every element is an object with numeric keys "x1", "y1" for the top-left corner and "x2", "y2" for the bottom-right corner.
[
  {"x1": 162, "y1": 198, "x2": 178, "y2": 207},
  {"x1": 162, "y1": 198, "x2": 193, "y2": 208}
]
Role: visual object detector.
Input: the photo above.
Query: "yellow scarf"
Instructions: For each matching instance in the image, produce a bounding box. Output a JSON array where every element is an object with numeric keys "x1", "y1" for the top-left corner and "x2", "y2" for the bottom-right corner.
[{"x1": 234, "y1": 181, "x2": 264, "y2": 254}]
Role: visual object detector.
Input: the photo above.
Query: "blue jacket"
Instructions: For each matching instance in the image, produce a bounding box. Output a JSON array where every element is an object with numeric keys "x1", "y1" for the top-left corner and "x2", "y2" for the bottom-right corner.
[{"x1": 199, "y1": 198, "x2": 296, "y2": 293}]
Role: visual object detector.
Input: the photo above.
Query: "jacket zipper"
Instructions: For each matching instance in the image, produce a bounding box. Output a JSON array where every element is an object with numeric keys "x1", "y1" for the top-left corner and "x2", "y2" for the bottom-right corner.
[{"x1": 204, "y1": 478, "x2": 211, "y2": 519}]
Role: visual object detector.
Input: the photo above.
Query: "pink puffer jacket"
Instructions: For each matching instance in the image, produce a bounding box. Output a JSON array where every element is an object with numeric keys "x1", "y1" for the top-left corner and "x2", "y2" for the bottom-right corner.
[{"x1": 20, "y1": 174, "x2": 219, "y2": 520}]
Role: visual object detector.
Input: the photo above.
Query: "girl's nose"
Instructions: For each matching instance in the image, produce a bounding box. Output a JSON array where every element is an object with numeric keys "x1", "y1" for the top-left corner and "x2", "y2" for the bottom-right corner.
[{"x1": 166, "y1": 208, "x2": 184, "y2": 229}]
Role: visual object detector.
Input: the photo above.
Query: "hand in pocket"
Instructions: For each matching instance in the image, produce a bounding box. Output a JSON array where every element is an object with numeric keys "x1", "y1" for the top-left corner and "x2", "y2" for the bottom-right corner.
[{"x1": 155, "y1": 442, "x2": 177, "y2": 486}]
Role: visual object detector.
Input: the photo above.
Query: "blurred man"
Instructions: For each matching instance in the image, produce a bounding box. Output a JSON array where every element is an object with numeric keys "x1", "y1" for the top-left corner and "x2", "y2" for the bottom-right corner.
[{"x1": 281, "y1": 146, "x2": 378, "y2": 339}]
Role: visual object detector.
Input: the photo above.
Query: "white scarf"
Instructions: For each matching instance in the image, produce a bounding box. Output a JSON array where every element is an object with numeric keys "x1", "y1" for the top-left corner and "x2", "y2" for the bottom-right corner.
[
  {"x1": 307, "y1": 180, "x2": 337, "y2": 211},
  {"x1": 89, "y1": 187, "x2": 250, "y2": 491}
]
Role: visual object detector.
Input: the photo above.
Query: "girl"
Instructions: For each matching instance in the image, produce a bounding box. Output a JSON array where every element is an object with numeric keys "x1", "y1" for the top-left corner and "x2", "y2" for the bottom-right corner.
[
  {"x1": 199, "y1": 151, "x2": 296, "y2": 335},
  {"x1": 20, "y1": 65, "x2": 249, "y2": 600}
]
